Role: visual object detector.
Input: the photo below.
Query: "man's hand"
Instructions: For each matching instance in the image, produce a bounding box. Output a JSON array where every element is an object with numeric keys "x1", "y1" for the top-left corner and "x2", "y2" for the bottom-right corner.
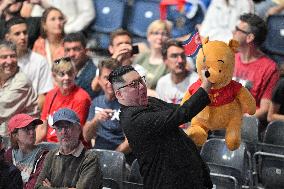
[
  {"x1": 94, "y1": 108, "x2": 114, "y2": 122},
  {"x1": 112, "y1": 43, "x2": 132, "y2": 63},
  {"x1": 0, "y1": 0, "x2": 14, "y2": 13},
  {"x1": 43, "y1": 178, "x2": 51, "y2": 187}
]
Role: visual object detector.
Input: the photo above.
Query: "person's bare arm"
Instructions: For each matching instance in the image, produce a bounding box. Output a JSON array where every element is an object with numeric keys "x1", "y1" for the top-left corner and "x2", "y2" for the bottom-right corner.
[
  {"x1": 255, "y1": 98, "x2": 271, "y2": 121},
  {"x1": 267, "y1": 102, "x2": 284, "y2": 122},
  {"x1": 35, "y1": 121, "x2": 48, "y2": 144},
  {"x1": 37, "y1": 94, "x2": 46, "y2": 111},
  {"x1": 83, "y1": 109, "x2": 113, "y2": 142},
  {"x1": 115, "y1": 137, "x2": 131, "y2": 154}
]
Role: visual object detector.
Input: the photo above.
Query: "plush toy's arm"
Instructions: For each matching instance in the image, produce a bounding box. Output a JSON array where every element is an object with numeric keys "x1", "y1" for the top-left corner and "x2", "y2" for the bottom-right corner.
[
  {"x1": 236, "y1": 87, "x2": 256, "y2": 115},
  {"x1": 181, "y1": 90, "x2": 192, "y2": 105}
]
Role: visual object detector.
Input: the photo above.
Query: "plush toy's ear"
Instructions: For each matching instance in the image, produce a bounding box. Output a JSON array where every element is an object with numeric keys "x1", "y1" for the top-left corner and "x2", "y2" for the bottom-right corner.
[
  {"x1": 202, "y1": 36, "x2": 209, "y2": 45},
  {"x1": 228, "y1": 39, "x2": 239, "y2": 53}
]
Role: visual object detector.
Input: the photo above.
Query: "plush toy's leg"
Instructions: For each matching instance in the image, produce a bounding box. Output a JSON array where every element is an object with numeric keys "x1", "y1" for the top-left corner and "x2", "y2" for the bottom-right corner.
[
  {"x1": 225, "y1": 119, "x2": 241, "y2": 151},
  {"x1": 186, "y1": 119, "x2": 209, "y2": 147}
]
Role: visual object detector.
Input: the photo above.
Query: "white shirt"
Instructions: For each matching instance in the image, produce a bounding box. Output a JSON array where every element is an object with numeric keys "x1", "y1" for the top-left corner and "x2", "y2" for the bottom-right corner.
[
  {"x1": 31, "y1": 0, "x2": 95, "y2": 33},
  {"x1": 156, "y1": 71, "x2": 199, "y2": 104},
  {"x1": 18, "y1": 50, "x2": 53, "y2": 95},
  {"x1": 200, "y1": 0, "x2": 254, "y2": 42}
]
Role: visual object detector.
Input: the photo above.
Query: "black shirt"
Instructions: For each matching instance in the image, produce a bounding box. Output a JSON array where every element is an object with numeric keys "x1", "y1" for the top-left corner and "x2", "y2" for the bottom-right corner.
[{"x1": 120, "y1": 88, "x2": 213, "y2": 189}]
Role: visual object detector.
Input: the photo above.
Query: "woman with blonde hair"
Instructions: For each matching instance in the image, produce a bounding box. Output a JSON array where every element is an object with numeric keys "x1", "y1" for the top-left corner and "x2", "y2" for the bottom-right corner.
[
  {"x1": 133, "y1": 19, "x2": 172, "y2": 90},
  {"x1": 35, "y1": 57, "x2": 91, "y2": 145},
  {"x1": 32, "y1": 7, "x2": 65, "y2": 66}
]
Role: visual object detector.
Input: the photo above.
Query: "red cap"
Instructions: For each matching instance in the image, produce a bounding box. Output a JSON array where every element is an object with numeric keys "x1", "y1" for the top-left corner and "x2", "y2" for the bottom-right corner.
[{"x1": 8, "y1": 114, "x2": 43, "y2": 134}]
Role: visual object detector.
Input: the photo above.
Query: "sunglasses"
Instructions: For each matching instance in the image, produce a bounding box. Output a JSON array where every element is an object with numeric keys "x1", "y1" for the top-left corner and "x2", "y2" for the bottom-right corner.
[
  {"x1": 235, "y1": 26, "x2": 251, "y2": 35},
  {"x1": 117, "y1": 76, "x2": 146, "y2": 90},
  {"x1": 54, "y1": 57, "x2": 71, "y2": 64}
]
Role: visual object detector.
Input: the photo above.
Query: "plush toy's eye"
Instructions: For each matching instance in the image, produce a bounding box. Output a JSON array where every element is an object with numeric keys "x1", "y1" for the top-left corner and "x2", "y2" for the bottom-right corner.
[
  {"x1": 219, "y1": 70, "x2": 221, "y2": 73},
  {"x1": 218, "y1": 60, "x2": 224, "y2": 64}
]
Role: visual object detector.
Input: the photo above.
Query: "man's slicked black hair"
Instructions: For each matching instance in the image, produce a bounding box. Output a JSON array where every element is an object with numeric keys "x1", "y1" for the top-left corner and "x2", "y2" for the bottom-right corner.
[
  {"x1": 108, "y1": 65, "x2": 136, "y2": 85},
  {"x1": 63, "y1": 32, "x2": 87, "y2": 48}
]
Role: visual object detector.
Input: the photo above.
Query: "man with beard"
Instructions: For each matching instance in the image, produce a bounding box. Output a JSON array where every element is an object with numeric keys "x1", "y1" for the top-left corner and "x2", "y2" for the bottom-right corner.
[
  {"x1": 156, "y1": 39, "x2": 198, "y2": 104},
  {"x1": 0, "y1": 0, "x2": 40, "y2": 48},
  {"x1": 109, "y1": 65, "x2": 213, "y2": 189},
  {"x1": 35, "y1": 108, "x2": 103, "y2": 189}
]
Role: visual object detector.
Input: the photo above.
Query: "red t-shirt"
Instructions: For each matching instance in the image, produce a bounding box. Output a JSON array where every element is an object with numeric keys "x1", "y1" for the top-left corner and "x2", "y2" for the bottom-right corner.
[
  {"x1": 41, "y1": 86, "x2": 91, "y2": 142},
  {"x1": 233, "y1": 53, "x2": 279, "y2": 108},
  {"x1": 189, "y1": 79, "x2": 242, "y2": 106}
]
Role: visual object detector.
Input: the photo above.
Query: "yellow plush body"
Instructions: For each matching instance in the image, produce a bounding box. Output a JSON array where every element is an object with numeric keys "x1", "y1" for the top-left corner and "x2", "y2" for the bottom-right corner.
[{"x1": 181, "y1": 39, "x2": 256, "y2": 151}]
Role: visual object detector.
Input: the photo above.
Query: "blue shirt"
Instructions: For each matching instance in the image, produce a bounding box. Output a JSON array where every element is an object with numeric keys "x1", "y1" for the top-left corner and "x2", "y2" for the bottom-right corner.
[
  {"x1": 87, "y1": 95, "x2": 124, "y2": 150},
  {"x1": 75, "y1": 59, "x2": 99, "y2": 99}
]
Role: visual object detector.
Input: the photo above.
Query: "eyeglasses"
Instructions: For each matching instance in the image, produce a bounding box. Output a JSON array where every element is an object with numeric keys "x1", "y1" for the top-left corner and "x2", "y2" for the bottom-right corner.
[
  {"x1": 54, "y1": 57, "x2": 71, "y2": 64},
  {"x1": 235, "y1": 26, "x2": 250, "y2": 35},
  {"x1": 151, "y1": 31, "x2": 168, "y2": 37},
  {"x1": 117, "y1": 76, "x2": 146, "y2": 90}
]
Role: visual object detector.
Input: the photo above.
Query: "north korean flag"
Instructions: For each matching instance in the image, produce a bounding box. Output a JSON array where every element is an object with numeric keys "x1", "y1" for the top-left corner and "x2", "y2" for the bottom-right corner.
[{"x1": 182, "y1": 31, "x2": 202, "y2": 57}]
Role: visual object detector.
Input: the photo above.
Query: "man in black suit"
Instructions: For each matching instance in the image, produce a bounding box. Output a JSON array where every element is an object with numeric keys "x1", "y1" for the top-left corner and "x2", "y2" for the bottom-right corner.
[{"x1": 109, "y1": 65, "x2": 213, "y2": 189}]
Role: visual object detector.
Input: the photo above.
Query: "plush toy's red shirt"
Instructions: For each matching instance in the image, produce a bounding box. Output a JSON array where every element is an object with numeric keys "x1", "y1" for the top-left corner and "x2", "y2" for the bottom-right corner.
[{"x1": 189, "y1": 79, "x2": 242, "y2": 106}]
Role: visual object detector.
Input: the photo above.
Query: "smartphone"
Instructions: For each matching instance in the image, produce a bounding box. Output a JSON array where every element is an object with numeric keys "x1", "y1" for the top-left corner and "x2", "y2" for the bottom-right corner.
[{"x1": 132, "y1": 45, "x2": 139, "y2": 55}]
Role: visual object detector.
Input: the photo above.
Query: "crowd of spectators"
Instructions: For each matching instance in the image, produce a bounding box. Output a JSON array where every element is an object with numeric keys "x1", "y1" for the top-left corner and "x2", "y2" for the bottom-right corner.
[{"x1": 0, "y1": 0, "x2": 284, "y2": 188}]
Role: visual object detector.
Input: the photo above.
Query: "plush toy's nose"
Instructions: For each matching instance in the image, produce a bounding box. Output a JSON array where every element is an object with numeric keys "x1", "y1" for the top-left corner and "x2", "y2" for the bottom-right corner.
[{"x1": 205, "y1": 70, "x2": 210, "y2": 78}]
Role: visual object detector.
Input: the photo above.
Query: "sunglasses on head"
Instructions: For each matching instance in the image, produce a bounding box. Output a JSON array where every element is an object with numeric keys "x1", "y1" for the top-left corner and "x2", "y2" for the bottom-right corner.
[{"x1": 54, "y1": 57, "x2": 71, "y2": 64}]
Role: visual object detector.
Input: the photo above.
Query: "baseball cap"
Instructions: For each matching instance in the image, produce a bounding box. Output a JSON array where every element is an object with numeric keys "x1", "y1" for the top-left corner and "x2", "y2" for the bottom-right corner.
[
  {"x1": 52, "y1": 108, "x2": 80, "y2": 127},
  {"x1": 8, "y1": 114, "x2": 43, "y2": 134}
]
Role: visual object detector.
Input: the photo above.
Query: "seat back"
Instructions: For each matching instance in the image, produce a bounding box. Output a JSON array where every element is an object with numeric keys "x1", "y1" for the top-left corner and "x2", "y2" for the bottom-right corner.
[
  {"x1": 127, "y1": 0, "x2": 160, "y2": 37},
  {"x1": 91, "y1": 149, "x2": 127, "y2": 187},
  {"x1": 208, "y1": 163, "x2": 242, "y2": 189},
  {"x1": 201, "y1": 138, "x2": 248, "y2": 183},
  {"x1": 264, "y1": 121, "x2": 284, "y2": 146},
  {"x1": 91, "y1": 0, "x2": 126, "y2": 33},
  {"x1": 241, "y1": 116, "x2": 259, "y2": 143},
  {"x1": 122, "y1": 181, "x2": 144, "y2": 189},
  {"x1": 241, "y1": 116, "x2": 259, "y2": 155},
  {"x1": 263, "y1": 15, "x2": 284, "y2": 56},
  {"x1": 128, "y1": 159, "x2": 143, "y2": 184},
  {"x1": 103, "y1": 178, "x2": 120, "y2": 189},
  {"x1": 166, "y1": 3, "x2": 205, "y2": 38}
]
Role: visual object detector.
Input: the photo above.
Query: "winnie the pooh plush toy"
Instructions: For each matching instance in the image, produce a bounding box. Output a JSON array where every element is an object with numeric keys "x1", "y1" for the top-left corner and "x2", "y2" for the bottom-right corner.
[{"x1": 181, "y1": 38, "x2": 256, "y2": 151}]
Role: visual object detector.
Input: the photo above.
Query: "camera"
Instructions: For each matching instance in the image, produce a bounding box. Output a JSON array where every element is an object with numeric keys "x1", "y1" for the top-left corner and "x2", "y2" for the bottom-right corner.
[{"x1": 132, "y1": 45, "x2": 139, "y2": 55}]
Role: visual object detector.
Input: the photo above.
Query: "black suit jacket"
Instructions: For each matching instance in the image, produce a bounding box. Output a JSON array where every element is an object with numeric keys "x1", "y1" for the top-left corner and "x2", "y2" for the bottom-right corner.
[{"x1": 120, "y1": 88, "x2": 213, "y2": 189}]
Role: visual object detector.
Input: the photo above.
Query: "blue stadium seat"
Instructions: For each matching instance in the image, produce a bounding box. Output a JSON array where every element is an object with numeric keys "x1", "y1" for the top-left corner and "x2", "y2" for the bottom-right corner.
[
  {"x1": 127, "y1": 0, "x2": 160, "y2": 38},
  {"x1": 91, "y1": 0, "x2": 126, "y2": 33},
  {"x1": 253, "y1": 121, "x2": 284, "y2": 189},
  {"x1": 262, "y1": 15, "x2": 284, "y2": 64},
  {"x1": 90, "y1": 0, "x2": 127, "y2": 49},
  {"x1": 201, "y1": 138, "x2": 252, "y2": 188},
  {"x1": 166, "y1": 3, "x2": 205, "y2": 38}
]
